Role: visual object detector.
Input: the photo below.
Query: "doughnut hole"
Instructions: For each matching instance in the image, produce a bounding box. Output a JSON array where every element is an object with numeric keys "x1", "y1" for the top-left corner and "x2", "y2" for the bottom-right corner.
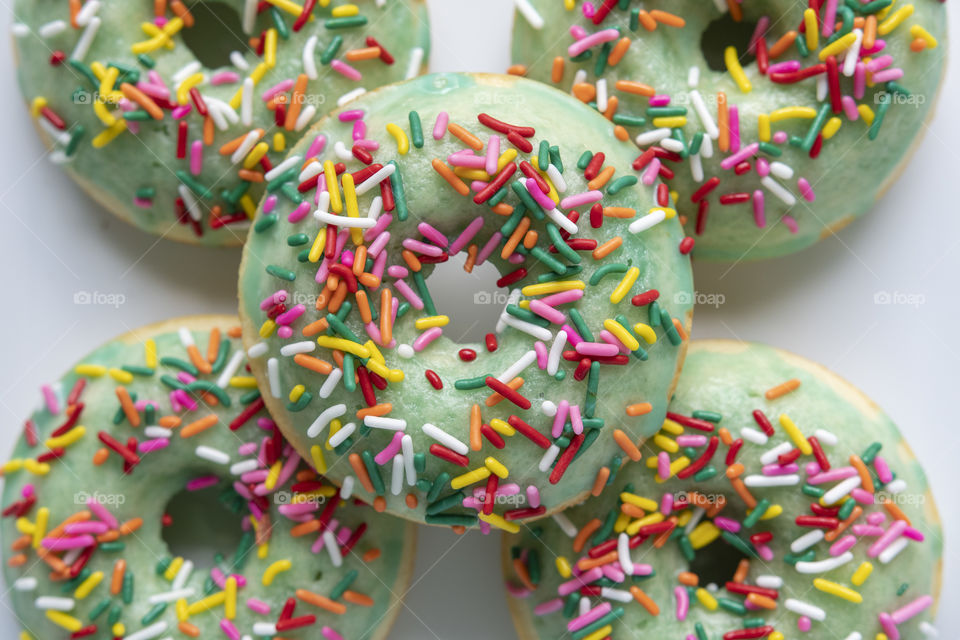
[
  {"x1": 161, "y1": 484, "x2": 245, "y2": 569},
  {"x1": 180, "y1": 2, "x2": 248, "y2": 70},
  {"x1": 686, "y1": 539, "x2": 750, "y2": 588},
  {"x1": 699, "y1": 12, "x2": 758, "y2": 72},
  {"x1": 421, "y1": 252, "x2": 505, "y2": 343}
]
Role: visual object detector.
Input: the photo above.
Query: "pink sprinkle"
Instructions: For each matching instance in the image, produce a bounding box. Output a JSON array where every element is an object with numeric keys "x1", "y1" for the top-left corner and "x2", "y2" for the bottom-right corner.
[
  {"x1": 822, "y1": 0, "x2": 838, "y2": 37},
  {"x1": 560, "y1": 324, "x2": 584, "y2": 347},
  {"x1": 247, "y1": 598, "x2": 271, "y2": 615},
  {"x1": 868, "y1": 519, "x2": 907, "y2": 557},
  {"x1": 852, "y1": 524, "x2": 885, "y2": 537},
  {"x1": 599, "y1": 330, "x2": 630, "y2": 354},
  {"x1": 87, "y1": 496, "x2": 118, "y2": 529},
  {"x1": 417, "y1": 222, "x2": 448, "y2": 247},
  {"x1": 575, "y1": 342, "x2": 618, "y2": 357},
  {"x1": 552, "y1": 401, "x2": 570, "y2": 438},
  {"x1": 526, "y1": 485, "x2": 540, "y2": 508},
  {"x1": 570, "y1": 405, "x2": 583, "y2": 435},
  {"x1": 830, "y1": 534, "x2": 857, "y2": 556},
  {"x1": 339, "y1": 109, "x2": 365, "y2": 122},
  {"x1": 375, "y1": 432, "x2": 404, "y2": 465},
  {"x1": 139, "y1": 438, "x2": 169, "y2": 453},
  {"x1": 524, "y1": 178, "x2": 554, "y2": 209},
  {"x1": 772, "y1": 131, "x2": 789, "y2": 144},
  {"x1": 40, "y1": 385, "x2": 60, "y2": 415},
  {"x1": 749, "y1": 16, "x2": 770, "y2": 53},
  {"x1": 559, "y1": 190, "x2": 602, "y2": 210},
  {"x1": 220, "y1": 619, "x2": 241, "y2": 640},
  {"x1": 529, "y1": 299, "x2": 565, "y2": 324},
  {"x1": 260, "y1": 290, "x2": 286, "y2": 310},
  {"x1": 648, "y1": 95, "x2": 671, "y2": 107},
  {"x1": 485, "y1": 135, "x2": 500, "y2": 175},
  {"x1": 534, "y1": 341, "x2": 548, "y2": 368},
  {"x1": 186, "y1": 475, "x2": 219, "y2": 491},
  {"x1": 386, "y1": 265, "x2": 408, "y2": 279},
  {"x1": 306, "y1": 135, "x2": 326, "y2": 158},
  {"x1": 878, "y1": 612, "x2": 899, "y2": 639},
  {"x1": 64, "y1": 521, "x2": 109, "y2": 535},
  {"x1": 808, "y1": 467, "x2": 857, "y2": 485},
  {"x1": 797, "y1": 178, "x2": 815, "y2": 202},
  {"x1": 330, "y1": 59, "x2": 361, "y2": 81},
  {"x1": 540, "y1": 290, "x2": 583, "y2": 306},
  {"x1": 874, "y1": 455, "x2": 893, "y2": 484},
  {"x1": 854, "y1": 63, "x2": 867, "y2": 99},
  {"x1": 756, "y1": 157, "x2": 770, "y2": 177},
  {"x1": 534, "y1": 599, "x2": 564, "y2": 616},
  {"x1": 768, "y1": 61, "x2": 802, "y2": 74},
  {"x1": 756, "y1": 543, "x2": 774, "y2": 562},
  {"x1": 676, "y1": 435, "x2": 708, "y2": 447},
  {"x1": 412, "y1": 327, "x2": 442, "y2": 351},
  {"x1": 872, "y1": 68, "x2": 903, "y2": 83},
  {"x1": 762, "y1": 463, "x2": 799, "y2": 476},
  {"x1": 797, "y1": 615, "x2": 812, "y2": 632},
  {"x1": 352, "y1": 120, "x2": 366, "y2": 141},
  {"x1": 642, "y1": 158, "x2": 660, "y2": 185},
  {"x1": 476, "y1": 232, "x2": 502, "y2": 265},
  {"x1": 449, "y1": 216, "x2": 484, "y2": 255},
  {"x1": 190, "y1": 140, "x2": 203, "y2": 175},
  {"x1": 401, "y1": 238, "x2": 443, "y2": 257},
  {"x1": 713, "y1": 516, "x2": 741, "y2": 533},
  {"x1": 448, "y1": 150, "x2": 486, "y2": 169},
  {"x1": 210, "y1": 71, "x2": 240, "y2": 85},
  {"x1": 891, "y1": 595, "x2": 933, "y2": 625},
  {"x1": 263, "y1": 194, "x2": 278, "y2": 214},
  {"x1": 674, "y1": 585, "x2": 689, "y2": 621},
  {"x1": 728, "y1": 106, "x2": 740, "y2": 153},
  {"x1": 171, "y1": 104, "x2": 192, "y2": 119},
  {"x1": 276, "y1": 304, "x2": 305, "y2": 325},
  {"x1": 720, "y1": 142, "x2": 759, "y2": 171},
  {"x1": 861, "y1": 38, "x2": 887, "y2": 57},
  {"x1": 851, "y1": 488, "x2": 875, "y2": 504},
  {"x1": 782, "y1": 215, "x2": 798, "y2": 233},
  {"x1": 433, "y1": 111, "x2": 448, "y2": 140},
  {"x1": 43, "y1": 535, "x2": 95, "y2": 550},
  {"x1": 660, "y1": 493, "x2": 673, "y2": 515},
  {"x1": 866, "y1": 54, "x2": 894, "y2": 73},
  {"x1": 570, "y1": 24, "x2": 589, "y2": 39},
  {"x1": 559, "y1": 567, "x2": 602, "y2": 596},
  {"x1": 657, "y1": 452, "x2": 671, "y2": 479},
  {"x1": 133, "y1": 197, "x2": 153, "y2": 208},
  {"x1": 321, "y1": 627, "x2": 345, "y2": 640},
  {"x1": 366, "y1": 231, "x2": 391, "y2": 259},
  {"x1": 568, "y1": 28, "x2": 619, "y2": 57},
  {"x1": 868, "y1": 512, "x2": 887, "y2": 526}
]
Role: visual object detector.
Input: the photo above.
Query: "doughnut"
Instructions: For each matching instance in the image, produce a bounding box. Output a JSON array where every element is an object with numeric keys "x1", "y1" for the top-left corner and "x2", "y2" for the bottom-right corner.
[
  {"x1": 237, "y1": 72, "x2": 695, "y2": 530},
  {"x1": 511, "y1": 1, "x2": 947, "y2": 260},
  {"x1": 503, "y1": 340, "x2": 942, "y2": 640},
  {"x1": 10, "y1": 0, "x2": 430, "y2": 245},
  {"x1": 1, "y1": 315, "x2": 416, "y2": 640}
]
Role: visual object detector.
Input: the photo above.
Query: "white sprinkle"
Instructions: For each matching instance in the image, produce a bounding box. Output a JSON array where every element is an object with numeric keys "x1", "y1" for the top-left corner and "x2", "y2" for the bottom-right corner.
[
  {"x1": 178, "y1": 185, "x2": 202, "y2": 221},
  {"x1": 333, "y1": 140, "x2": 353, "y2": 161},
  {"x1": 144, "y1": 426, "x2": 172, "y2": 439},
  {"x1": 769, "y1": 161, "x2": 795, "y2": 180},
  {"x1": 172, "y1": 61, "x2": 202, "y2": 85},
  {"x1": 552, "y1": 512, "x2": 578, "y2": 537},
  {"x1": 500, "y1": 313, "x2": 553, "y2": 342},
  {"x1": 700, "y1": 134, "x2": 714, "y2": 159},
  {"x1": 247, "y1": 342, "x2": 268, "y2": 358},
  {"x1": 795, "y1": 551, "x2": 854, "y2": 574},
  {"x1": 405, "y1": 47, "x2": 425, "y2": 80},
  {"x1": 172, "y1": 559, "x2": 193, "y2": 590},
  {"x1": 813, "y1": 429, "x2": 838, "y2": 446},
  {"x1": 842, "y1": 633, "x2": 863, "y2": 640},
  {"x1": 266, "y1": 358, "x2": 280, "y2": 398},
  {"x1": 196, "y1": 446, "x2": 230, "y2": 465},
  {"x1": 761, "y1": 175, "x2": 797, "y2": 206},
  {"x1": 75, "y1": 0, "x2": 101, "y2": 26},
  {"x1": 627, "y1": 208, "x2": 667, "y2": 234},
  {"x1": 690, "y1": 153, "x2": 704, "y2": 183},
  {"x1": 230, "y1": 51, "x2": 249, "y2": 71},
  {"x1": 541, "y1": 400, "x2": 558, "y2": 417},
  {"x1": 740, "y1": 426, "x2": 769, "y2": 445},
  {"x1": 538, "y1": 445, "x2": 561, "y2": 472},
  {"x1": 299, "y1": 161, "x2": 324, "y2": 183},
  {"x1": 328, "y1": 422, "x2": 356, "y2": 448},
  {"x1": 879, "y1": 537, "x2": 910, "y2": 564},
  {"x1": 397, "y1": 344, "x2": 415, "y2": 359},
  {"x1": 323, "y1": 530, "x2": 342, "y2": 567},
  {"x1": 204, "y1": 98, "x2": 229, "y2": 131},
  {"x1": 790, "y1": 529, "x2": 825, "y2": 553},
  {"x1": 242, "y1": 0, "x2": 258, "y2": 34},
  {"x1": 38, "y1": 20, "x2": 68, "y2": 38},
  {"x1": 743, "y1": 474, "x2": 799, "y2": 487},
  {"x1": 315, "y1": 210, "x2": 377, "y2": 228},
  {"x1": 497, "y1": 350, "x2": 537, "y2": 384},
  {"x1": 367, "y1": 196, "x2": 383, "y2": 222},
  {"x1": 303, "y1": 35, "x2": 319, "y2": 79},
  {"x1": 760, "y1": 441, "x2": 793, "y2": 465},
  {"x1": 69, "y1": 17, "x2": 100, "y2": 64},
  {"x1": 683, "y1": 507, "x2": 705, "y2": 535},
  {"x1": 596, "y1": 78, "x2": 608, "y2": 113},
  {"x1": 843, "y1": 29, "x2": 864, "y2": 77},
  {"x1": 337, "y1": 88, "x2": 366, "y2": 107},
  {"x1": 265, "y1": 155, "x2": 303, "y2": 182},
  {"x1": 600, "y1": 587, "x2": 633, "y2": 603},
  {"x1": 34, "y1": 596, "x2": 74, "y2": 611},
  {"x1": 217, "y1": 350, "x2": 246, "y2": 388},
  {"x1": 295, "y1": 104, "x2": 316, "y2": 131},
  {"x1": 816, "y1": 74, "x2": 828, "y2": 101},
  {"x1": 422, "y1": 423, "x2": 468, "y2": 455},
  {"x1": 354, "y1": 163, "x2": 396, "y2": 195},
  {"x1": 660, "y1": 138, "x2": 685, "y2": 153},
  {"x1": 546, "y1": 164, "x2": 566, "y2": 193},
  {"x1": 690, "y1": 90, "x2": 719, "y2": 139},
  {"x1": 514, "y1": 0, "x2": 544, "y2": 29},
  {"x1": 230, "y1": 459, "x2": 259, "y2": 476},
  {"x1": 617, "y1": 533, "x2": 634, "y2": 575},
  {"x1": 147, "y1": 588, "x2": 194, "y2": 604},
  {"x1": 307, "y1": 404, "x2": 347, "y2": 438},
  {"x1": 634, "y1": 128, "x2": 673, "y2": 147},
  {"x1": 14, "y1": 577, "x2": 37, "y2": 592},
  {"x1": 687, "y1": 66, "x2": 700, "y2": 88},
  {"x1": 919, "y1": 622, "x2": 939, "y2": 638},
  {"x1": 364, "y1": 416, "x2": 406, "y2": 431},
  {"x1": 318, "y1": 368, "x2": 343, "y2": 398},
  {"x1": 231, "y1": 129, "x2": 262, "y2": 164},
  {"x1": 785, "y1": 598, "x2": 826, "y2": 621},
  {"x1": 11, "y1": 23, "x2": 30, "y2": 38},
  {"x1": 280, "y1": 341, "x2": 316, "y2": 357},
  {"x1": 124, "y1": 622, "x2": 168, "y2": 640},
  {"x1": 495, "y1": 289, "x2": 522, "y2": 334},
  {"x1": 178, "y1": 327, "x2": 195, "y2": 348},
  {"x1": 885, "y1": 478, "x2": 907, "y2": 494},
  {"x1": 390, "y1": 454, "x2": 404, "y2": 495},
  {"x1": 253, "y1": 622, "x2": 278, "y2": 636},
  {"x1": 755, "y1": 575, "x2": 783, "y2": 589},
  {"x1": 547, "y1": 330, "x2": 567, "y2": 376},
  {"x1": 402, "y1": 435, "x2": 416, "y2": 486},
  {"x1": 823, "y1": 476, "x2": 861, "y2": 505},
  {"x1": 340, "y1": 475, "x2": 355, "y2": 500},
  {"x1": 240, "y1": 78, "x2": 254, "y2": 127},
  {"x1": 544, "y1": 204, "x2": 578, "y2": 235}
]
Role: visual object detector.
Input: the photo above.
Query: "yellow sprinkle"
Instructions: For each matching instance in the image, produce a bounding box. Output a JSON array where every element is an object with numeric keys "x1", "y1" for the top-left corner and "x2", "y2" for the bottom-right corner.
[
  {"x1": 259, "y1": 319, "x2": 277, "y2": 339},
  {"x1": 162, "y1": 16, "x2": 184, "y2": 37},
  {"x1": 23, "y1": 459, "x2": 51, "y2": 475},
  {"x1": 813, "y1": 578, "x2": 863, "y2": 603},
  {"x1": 264, "y1": 28, "x2": 278, "y2": 68},
  {"x1": 415, "y1": 315, "x2": 450, "y2": 330},
  {"x1": 249, "y1": 62, "x2": 269, "y2": 85},
  {"x1": 909, "y1": 25, "x2": 937, "y2": 48},
  {"x1": 316, "y1": 336, "x2": 369, "y2": 358},
  {"x1": 74, "y1": 571, "x2": 104, "y2": 600},
  {"x1": 258, "y1": 539, "x2": 269, "y2": 559},
  {"x1": 454, "y1": 167, "x2": 490, "y2": 182},
  {"x1": 822, "y1": 117, "x2": 843, "y2": 140},
  {"x1": 619, "y1": 492, "x2": 658, "y2": 512},
  {"x1": 520, "y1": 280, "x2": 585, "y2": 296},
  {"x1": 32, "y1": 507, "x2": 49, "y2": 549},
  {"x1": 46, "y1": 610, "x2": 83, "y2": 632},
  {"x1": 187, "y1": 591, "x2": 226, "y2": 615},
  {"x1": 758, "y1": 113, "x2": 771, "y2": 142},
  {"x1": 15, "y1": 517, "x2": 34, "y2": 535},
  {"x1": 45, "y1": 426, "x2": 86, "y2": 450},
  {"x1": 308, "y1": 227, "x2": 327, "y2": 263},
  {"x1": 176, "y1": 73, "x2": 204, "y2": 105},
  {"x1": 266, "y1": 0, "x2": 315, "y2": 19},
  {"x1": 769, "y1": 106, "x2": 818, "y2": 121},
  {"x1": 289, "y1": 385, "x2": 306, "y2": 403},
  {"x1": 19, "y1": 632, "x2": 34, "y2": 640},
  {"x1": 613, "y1": 511, "x2": 631, "y2": 533},
  {"x1": 756, "y1": 504, "x2": 783, "y2": 520},
  {"x1": 164, "y1": 557, "x2": 184, "y2": 582},
  {"x1": 659, "y1": 456, "x2": 689, "y2": 482},
  {"x1": 75, "y1": 364, "x2": 107, "y2": 377},
  {"x1": 365, "y1": 358, "x2": 404, "y2": 383},
  {"x1": 30, "y1": 97, "x2": 48, "y2": 117},
  {"x1": 451, "y1": 467, "x2": 491, "y2": 490},
  {"x1": 676, "y1": 509, "x2": 693, "y2": 527},
  {"x1": 564, "y1": 0, "x2": 575, "y2": 9},
  {"x1": 819, "y1": 31, "x2": 858, "y2": 61},
  {"x1": 225, "y1": 576, "x2": 237, "y2": 620},
  {"x1": 610, "y1": 267, "x2": 639, "y2": 304},
  {"x1": 803, "y1": 8, "x2": 819, "y2": 50},
  {"x1": 625, "y1": 512, "x2": 663, "y2": 536},
  {"x1": 331, "y1": 3, "x2": 359, "y2": 16},
  {"x1": 652, "y1": 116, "x2": 687, "y2": 129},
  {"x1": 695, "y1": 587, "x2": 719, "y2": 610},
  {"x1": 724, "y1": 46, "x2": 752, "y2": 93},
  {"x1": 326, "y1": 419, "x2": 342, "y2": 451},
  {"x1": 878, "y1": 5, "x2": 914, "y2": 35},
  {"x1": 262, "y1": 559, "x2": 292, "y2": 586},
  {"x1": 582, "y1": 626, "x2": 613, "y2": 640},
  {"x1": 111, "y1": 623, "x2": 125, "y2": 637},
  {"x1": 653, "y1": 434, "x2": 679, "y2": 453},
  {"x1": 770, "y1": 633, "x2": 785, "y2": 640},
  {"x1": 858, "y1": 104, "x2": 876, "y2": 126},
  {"x1": 324, "y1": 160, "x2": 343, "y2": 212},
  {"x1": 93, "y1": 100, "x2": 117, "y2": 127},
  {"x1": 631, "y1": 323, "x2": 657, "y2": 345},
  {"x1": 240, "y1": 194, "x2": 257, "y2": 219},
  {"x1": 386, "y1": 123, "x2": 410, "y2": 155},
  {"x1": 108, "y1": 368, "x2": 133, "y2": 384},
  {"x1": 688, "y1": 522, "x2": 721, "y2": 549},
  {"x1": 484, "y1": 457, "x2": 509, "y2": 478},
  {"x1": 341, "y1": 172, "x2": 363, "y2": 245},
  {"x1": 176, "y1": 598, "x2": 189, "y2": 621},
  {"x1": 659, "y1": 418, "x2": 683, "y2": 435},
  {"x1": 229, "y1": 376, "x2": 258, "y2": 389},
  {"x1": 498, "y1": 148, "x2": 518, "y2": 170},
  {"x1": 851, "y1": 561, "x2": 874, "y2": 586},
  {"x1": 243, "y1": 142, "x2": 269, "y2": 170},
  {"x1": 310, "y1": 444, "x2": 328, "y2": 474},
  {"x1": 364, "y1": 340, "x2": 386, "y2": 365},
  {"x1": 556, "y1": 556, "x2": 572, "y2": 578},
  {"x1": 603, "y1": 319, "x2": 639, "y2": 351},
  {"x1": 779, "y1": 414, "x2": 812, "y2": 454},
  {"x1": 530, "y1": 157, "x2": 559, "y2": 203},
  {"x1": 488, "y1": 418, "x2": 516, "y2": 437},
  {"x1": 145, "y1": 339, "x2": 158, "y2": 369},
  {"x1": 130, "y1": 34, "x2": 167, "y2": 55},
  {"x1": 265, "y1": 460, "x2": 283, "y2": 491},
  {"x1": 478, "y1": 512, "x2": 519, "y2": 533},
  {"x1": 3, "y1": 459, "x2": 22, "y2": 474},
  {"x1": 273, "y1": 132, "x2": 286, "y2": 152}
]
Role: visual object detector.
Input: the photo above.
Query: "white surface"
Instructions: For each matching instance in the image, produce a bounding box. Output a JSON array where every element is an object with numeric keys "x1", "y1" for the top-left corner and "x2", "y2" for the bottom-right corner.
[{"x1": 0, "y1": 1, "x2": 957, "y2": 638}]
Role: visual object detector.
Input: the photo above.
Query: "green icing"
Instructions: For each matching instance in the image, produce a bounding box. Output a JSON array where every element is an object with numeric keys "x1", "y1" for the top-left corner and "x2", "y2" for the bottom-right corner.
[{"x1": 512, "y1": 0, "x2": 948, "y2": 260}]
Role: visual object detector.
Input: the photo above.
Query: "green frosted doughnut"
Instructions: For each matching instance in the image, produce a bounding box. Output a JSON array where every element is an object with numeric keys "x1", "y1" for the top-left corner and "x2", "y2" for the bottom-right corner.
[
  {"x1": 511, "y1": 0, "x2": 947, "y2": 261},
  {"x1": 11, "y1": 0, "x2": 430, "y2": 245},
  {"x1": 238, "y1": 72, "x2": 695, "y2": 530},
  {"x1": 1, "y1": 316, "x2": 416, "y2": 640},
  {"x1": 503, "y1": 340, "x2": 942, "y2": 640}
]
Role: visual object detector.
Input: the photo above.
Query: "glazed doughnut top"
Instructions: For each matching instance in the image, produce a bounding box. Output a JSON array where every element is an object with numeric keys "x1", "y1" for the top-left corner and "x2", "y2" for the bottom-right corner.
[
  {"x1": 1, "y1": 317, "x2": 415, "y2": 640},
  {"x1": 239, "y1": 72, "x2": 695, "y2": 530},
  {"x1": 12, "y1": 0, "x2": 430, "y2": 245},
  {"x1": 504, "y1": 341, "x2": 942, "y2": 640},
  {"x1": 511, "y1": 0, "x2": 947, "y2": 260}
]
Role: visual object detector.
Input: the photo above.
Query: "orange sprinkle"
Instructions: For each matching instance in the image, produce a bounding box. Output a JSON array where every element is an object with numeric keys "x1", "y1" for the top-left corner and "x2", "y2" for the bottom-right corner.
[
  {"x1": 825, "y1": 505, "x2": 863, "y2": 542},
  {"x1": 187, "y1": 344, "x2": 212, "y2": 375},
  {"x1": 355, "y1": 290, "x2": 372, "y2": 324},
  {"x1": 672, "y1": 317, "x2": 688, "y2": 342},
  {"x1": 405, "y1": 493, "x2": 418, "y2": 509},
  {"x1": 432, "y1": 159, "x2": 470, "y2": 196},
  {"x1": 630, "y1": 585, "x2": 660, "y2": 615},
  {"x1": 447, "y1": 122, "x2": 483, "y2": 151},
  {"x1": 178, "y1": 621, "x2": 200, "y2": 637},
  {"x1": 573, "y1": 518, "x2": 602, "y2": 553},
  {"x1": 591, "y1": 467, "x2": 610, "y2": 496},
  {"x1": 491, "y1": 202, "x2": 513, "y2": 216},
  {"x1": 747, "y1": 592, "x2": 777, "y2": 609},
  {"x1": 373, "y1": 496, "x2": 386, "y2": 512},
  {"x1": 910, "y1": 38, "x2": 927, "y2": 52},
  {"x1": 356, "y1": 404, "x2": 392, "y2": 419},
  {"x1": 718, "y1": 427, "x2": 733, "y2": 446},
  {"x1": 725, "y1": 0, "x2": 742, "y2": 22},
  {"x1": 625, "y1": 402, "x2": 653, "y2": 417},
  {"x1": 513, "y1": 557, "x2": 537, "y2": 591},
  {"x1": 206, "y1": 328, "x2": 221, "y2": 363},
  {"x1": 678, "y1": 571, "x2": 699, "y2": 586},
  {"x1": 11, "y1": 534, "x2": 32, "y2": 551},
  {"x1": 732, "y1": 558, "x2": 750, "y2": 583},
  {"x1": 362, "y1": 548, "x2": 381, "y2": 562},
  {"x1": 726, "y1": 463, "x2": 745, "y2": 479},
  {"x1": 602, "y1": 206, "x2": 635, "y2": 219},
  {"x1": 608, "y1": 37, "x2": 632, "y2": 66},
  {"x1": 612, "y1": 429, "x2": 643, "y2": 462},
  {"x1": 96, "y1": 530, "x2": 119, "y2": 544},
  {"x1": 588, "y1": 165, "x2": 616, "y2": 190},
  {"x1": 863, "y1": 15, "x2": 877, "y2": 50},
  {"x1": 486, "y1": 377, "x2": 524, "y2": 407},
  {"x1": 506, "y1": 64, "x2": 527, "y2": 76},
  {"x1": 357, "y1": 273, "x2": 380, "y2": 289},
  {"x1": 110, "y1": 559, "x2": 126, "y2": 595},
  {"x1": 615, "y1": 80, "x2": 655, "y2": 96},
  {"x1": 603, "y1": 95, "x2": 619, "y2": 120},
  {"x1": 115, "y1": 387, "x2": 140, "y2": 427},
  {"x1": 342, "y1": 590, "x2": 374, "y2": 607},
  {"x1": 352, "y1": 245, "x2": 367, "y2": 277},
  {"x1": 349, "y1": 453, "x2": 375, "y2": 494},
  {"x1": 464, "y1": 244, "x2": 478, "y2": 273},
  {"x1": 849, "y1": 455, "x2": 875, "y2": 493},
  {"x1": 769, "y1": 31, "x2": 798, "y2": 59},
  {"x1": 469, "y1": 404, "x2": 482, "y2": 451},
  {"x1": 302, "y1": 317, "x2": 330, "y2": 337},
  {"x1": 649, "y1": 10, "x2": 684, "y2": 28},
  {"x1": 169, "y1": 0, "x2": 194, "y2": 27},
  {"x1": 345, "y1": 46, "x2": 381, "y2": 61},
  {"x1": 551, "y1": 57, "x2": 564, "y2": 83},
  {"x1": 379, "y1": 288, "x2": 393, "y2": 345},
  {"x1": 572, "y1": 82, "x2": 596, "y2": 103},
  {"x1": 636, "y1": 9, "x2": 656, "y2": 31},
  {"x1": 293, "y1": 353, "x2": 333, "y2": 375},
  {"x1": 501, "y1": 216, "x2": 531, "y2": 260},
  {"x1": 578, "y1": 550, "x2": 617, "y2": 571},
  {"x1": 203, "y1": 115, "x2": 215, "y2": 145},
  {"x1": 296, "y1": 589, "x2": 347, "y2": 615},
  {"x1": 219, "y1": 129, "x2": 263, "y2": 155},
  {"x1": 620, "y1": 503, "x2": 646, "y2": 519},
  {"x1": 522, "y1": 229, "x2": 538, "y2": 249},
  {"x1": 93, "y1": 448, "x2": 110, "y2": 465},
  {"x1": 120, "y1": 83, "x2": 163, "y2": 120},
  {"x1": 401, "y1": 248, "x2": 422, "y2": 272},
  {"x1": 717, "y1": 91, "x2": 730, "y2": 152},
  {"x1": 653, "y1": 517, "x2": 677, "y2": 548},
  {"x1": 613, "y1": 125, "x2": 629, "y2": 141},
  {"x1": 69, "y1": 0, "x2": 82, "y2": 27},
  {"x1": 119, "y1": 518, "x2": 142, "y2": 535},
  {"x1": 291, "y1": 520, "x2": 321, "y2": 538},
  {"x1": 180, "y1": 414, "x2": 219, "y2": 438},
  {"x1": 881, "y1": 496, "x2": 911, "y2": 526},
  {"x1": 7, "y1": 554, "x2": 26, "y2": 568},
  {"x1": 729, "y1": 476, "x2": 757, "y2": 509},
  {"x1": 328, "y1": 281, "x2": 348, "y2": 313},
  {"x1": 765, "y1": 378, "x2": 800, "y2": 400}
]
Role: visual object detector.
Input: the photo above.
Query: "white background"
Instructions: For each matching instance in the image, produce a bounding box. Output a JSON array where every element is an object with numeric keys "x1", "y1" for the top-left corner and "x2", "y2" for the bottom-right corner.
[{"x1": 0, "y1": 1, "x2": 957, "y2": 638}]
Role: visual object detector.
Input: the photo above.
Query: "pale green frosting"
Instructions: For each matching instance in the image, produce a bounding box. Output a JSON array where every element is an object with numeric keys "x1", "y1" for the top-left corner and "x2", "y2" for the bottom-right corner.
[
  {"x1": 11, "y1": 0, "x2": 430, "y2": 245},
  {"x1": 1, "y1": 316, "x2": 416, "y2": 640},
  {"x1": 504, "y1": 340, "x2": 942, "y2": 640},
  {"x1": 238, "y1": 72, "x2": 695, "y2": 528},
  {"x1": 512, "y1": 0, "x2": 948, "y2": 260}
]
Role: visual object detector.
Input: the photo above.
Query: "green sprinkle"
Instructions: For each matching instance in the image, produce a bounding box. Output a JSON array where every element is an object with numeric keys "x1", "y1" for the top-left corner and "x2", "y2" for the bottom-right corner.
[
  {"x1": 142, "y1": 602, "x2": 166, "y2": 625},
  {"x1": 408, "y1": 111, "x2": 424, "y2": 148},
  {"x1": 389, "y1": 161, "x2": 409, "y2": 221},
  {"x1": 255, "y1": 213, "x2": 279, "y2": 233},
  {"x1": 159, "y1": 357, "x2": 198, "y2": 376},
  {"x1": 868, "y1": 93, "x2": 891, "y2": 141},
  {"x1": 121, "y1": 571, "x2": 134, "y2": 604},
  {"x1": 176, "y1": 170, "x2": 212, "y2": 198},
  {"x1": 269, "y1": 7, "x2": 291, "y2": 38},
  {"x1": 577, "y1": 150, "x2": 593, "y2": 170},
  {"x1": 326, "y1": 15, "x2": 368, "y2": 29},
  {"x1": 330, "y1": 569, "x2": 358, "y2": 600},
  {"x1": 320, "y1": 35, "x2": 343, "y2": 64},
  {"x1": 89, "y1": 597, "x2": 111, "y2": 620},
  {"x1": 425, "y1": 513, "x2": 476, "y2": 527},
  {"x1": 802, "y1": 103, "x2": 832, "y2": 151},
  {"x1": 606, "y1": 175, "x2": 638, "y2": 196},
  {"x1": 549, "y1": 145, "x2": 563, "y2": 172},
  {"x1": 742, "y1": 498, "x2": 770, "y2": 528},
  {"x1": 721, "y1": 531, "x2": 758, "y2": 558},
  {"x1": 611, "y1": 113, "x2": 646, "y2": 127},
  {"x1": 862, "y1": 442, "x2": 882, "y2": 464},
  {"x1": 266, "y1": 265, "x2": 296, "y2": 281},
  {"x1": 136, "y1": 54, "x2": 156, "y2": 68},
  {"x1": 692, "y1": 410, "x2": 722, "y2": 423},
  {"x1": 361, "y1": 450, "x2": 385, "y2": 495},
  {"x1": 427, "y1": 472, "x2": 451, "y2": 502},
  {"x1": 185, "y1": 381, "x2": 231, "y2": 407},
  {"x1": 538, "y1": 140, "x2": 551, "y2": 169},
  {"x1": 65, "y1": 126, "x2": 86, "y2": 157},
  {"x1": 425, "y1": 491, "x2": 464, "y2": 516}
]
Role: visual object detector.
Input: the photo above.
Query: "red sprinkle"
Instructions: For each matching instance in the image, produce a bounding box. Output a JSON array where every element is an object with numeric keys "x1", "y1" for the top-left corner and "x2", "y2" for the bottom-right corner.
[
  {"x1": 631, "y1": 289, "x2": 660, "y2": 306},
  {"x1": 425, "y1": 369, "x2": 443, "y2": 390},
  {"x1": 752, "y1": 410, "x2": 775, "y2": 437},
  {"x1": 429, "y1": 444, "x2": 469, "y2": 467},
  {"x1": 484, "y1": 333, "x2": 498, "y2": 352},
  {"x1": 458, "y1": 349, "x2": 476, "y2": 362},
  {"x1": 507, "y1": 415, "x2": 550, "y2": 449},
  {"x1": 485, "y1": 377, "x2": 530, "y2": 410}
]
